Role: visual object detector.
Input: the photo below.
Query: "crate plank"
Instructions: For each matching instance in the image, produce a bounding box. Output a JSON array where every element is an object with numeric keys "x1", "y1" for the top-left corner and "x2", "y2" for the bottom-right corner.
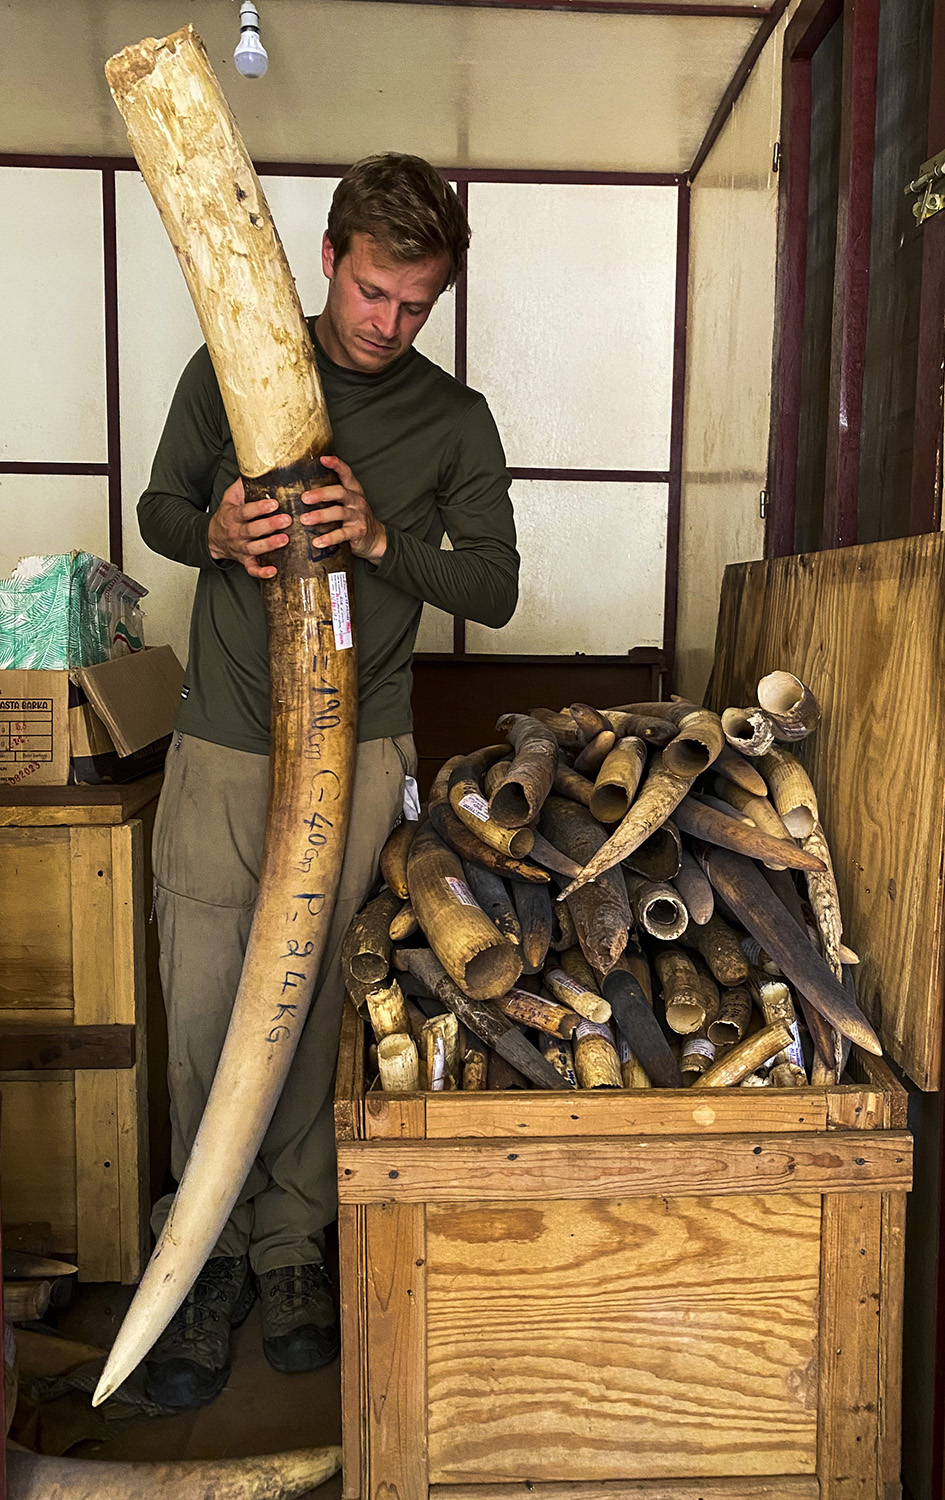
[
  {"x1": 426, "y1": 1092, "x2": 829, "y2": 1139},
  {"x1": 430, "y1": 1486, "x2": 821, "y2": 1500},
  {"x1": 0, "y1": 1080, "x2": 77, "y2": 1255},
  {"x1": 365, "y1": 1097, "x2": 427, "y2": 1140},
  {"x1": 339, "y1": 1203, "x2": 365, "y2": 1500},
  {"x1": 75, "y1": 1070, "x2": 121, "y2": 1282},
  {"x1": 879, "y1": 1193, "x2": 906, "y2": 1489},
  {"x1": 817, "y1": 1194, "x2": 884, "y2": 1496},
  {"x1": 426, "y1": 1194, "x2": 820, "y2": 1481},
  {"x1": 0, "y1": 1024, "x2": 134, "y2": 1071},
  {"x1": 70, "y1": 825, "x2": 115, "y2": 1025},
  {"x1": 338, "y1": 1132, "x2": 912, "y2": 1204},
  {"x1": 111, "y1": 820, "x2": 149, "y2": 1281},
  {"x1": 711, "y1": 535, "x2": 945, "y2": 1090},
  {"x1": 0, "y1": 827, "x2": 72, "y2": 1010},
  {"x1": 364, "y1": 1201, "x2": 428, "y2": 1500}
]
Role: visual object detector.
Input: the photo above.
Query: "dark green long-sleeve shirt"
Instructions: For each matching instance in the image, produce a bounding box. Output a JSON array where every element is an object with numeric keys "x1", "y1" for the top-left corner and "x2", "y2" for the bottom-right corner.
[{"x1": 138, "y1": 324, "x2": 519, "y2": 753}]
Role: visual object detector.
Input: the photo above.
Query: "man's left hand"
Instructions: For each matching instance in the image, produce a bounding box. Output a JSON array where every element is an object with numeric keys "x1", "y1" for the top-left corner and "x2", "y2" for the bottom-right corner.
[{"x1": 301, "y1": 455, "x2": 387, "y2": 561}]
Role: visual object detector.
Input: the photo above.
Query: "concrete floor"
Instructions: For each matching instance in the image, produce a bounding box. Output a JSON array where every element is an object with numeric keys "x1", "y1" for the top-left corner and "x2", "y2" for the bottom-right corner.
[{"x1": 15, "y1": 1261, "x2": 344, "y2": 1500}]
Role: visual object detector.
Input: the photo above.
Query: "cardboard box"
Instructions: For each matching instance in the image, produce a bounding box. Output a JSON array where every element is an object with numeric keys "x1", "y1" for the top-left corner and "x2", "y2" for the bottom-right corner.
[{"x1": 0, "y1": 646, "x2": 184, "y2": 787}]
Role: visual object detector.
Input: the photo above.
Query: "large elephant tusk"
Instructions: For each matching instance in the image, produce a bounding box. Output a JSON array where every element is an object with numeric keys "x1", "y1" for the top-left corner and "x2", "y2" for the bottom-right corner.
[
  {"x1": 6, "y1": 1446, "x2": 342, "y2": 1500},
  {"x1": 558, "y1": 754, "x2": 696, "y2": 898},
  {"x1": 701, "y1": 847, "x2": 882, "y2": 1053},
  {"x1": 673, "y1": 795, "x2": 825, "y2": 872},
  {"x1": 94, "y1": 28, "x2": 356, "y2": 1405}
]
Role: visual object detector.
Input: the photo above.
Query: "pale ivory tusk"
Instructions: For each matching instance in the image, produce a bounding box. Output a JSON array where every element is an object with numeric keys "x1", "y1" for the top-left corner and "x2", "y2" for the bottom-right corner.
[
  {"x1": 707, "y1": 985, "x2": 753, "y2": 1048},
  {"x1": 449, "y1": 746, "x2": 535, "y2": 857},
  {"x1": 802, "y1": 820, "x2": 844, "y2": 979},
  {"x1": 493, "y1": 988, "x2": 581, "y2": 1038},
  {"x1": 492, "y1": 714, "x2": 559, "y2": 827},
  {"x1": 617, "y1": 1032, "x2": 652, "y2": 1088},
  {"x1": 389, "y1": 901, "x2": 420, "y2": 942},
  {"x1": 662, "y1": 709, "x2": 726, "y2": 779},
  {"x1": 760, "y1": 747, "x2": 819, "y2": 839},
  {"x1": 682, "y1": 912, "x2": 751, "y2": 988},
  {"x1": 406, "y1": 823, "x2": 523, "y2": 1000},
  {"x1": 558, "y1": 754, "x2": 696, "y2": 898},
  {"x1": 589, "y1": 736, "x2": 648, "y2": 824},
  {"x1": 696, "y1": 1024, "x2": 793, "y2": 1087},
  {"x1": 379, "y1": 819, "x2": 418, "y2": 899},
  {"x1": 573, "y1": 729, "x2": 617, "y2": 778},
  {"x1": 671, "y1": 847, "x2": 714, "y2": 925},
  {"x1": 95, "y1": 28, "x2": 355, "y2": 1406},
  {"x1": 714, "y1": 744, "x2": 768, "y2": 797},
  {"x1": 461, "y1": 1033, "x2": 489, "y2": 1090},
  {"x1": 573, "y1": 1019, "x2": 623, "y2": 1088},
  {"x1": 702, "y1": 847, "x2": 881, "y2": 1053},
  {"x1": 540, "y1": 1033, "x2": 579, "y2": 1087},
  {"x1": 654, "y1": 947, "x2": 706, "y2": 1036},
  {"x1": 720, "y1": 706, "x2": 776, "y2": 758},
  {"x1": 543, "y1": 963, "x2": 612, "y2": 1024},
  {"x1": 624, "y1": 873, "x2": 689, "y2": 942},
  {"x1": 364, "y1": 980, "x2": 410, "y2": 1042},
  {"x1": 5, "y1": 1446, "x2": 343, "y2": 1500},
  {"x1": 378, "y1": 1033, "x2": 421, "y2": 1093},
  {"x1": 757, "y1": 671, "x2": 821, "y2": 741}
]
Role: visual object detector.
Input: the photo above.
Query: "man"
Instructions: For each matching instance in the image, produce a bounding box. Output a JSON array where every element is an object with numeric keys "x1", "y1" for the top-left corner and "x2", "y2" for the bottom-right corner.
[{"x1": 138, "y1": 154, "x2": 518, "y2": 1408}]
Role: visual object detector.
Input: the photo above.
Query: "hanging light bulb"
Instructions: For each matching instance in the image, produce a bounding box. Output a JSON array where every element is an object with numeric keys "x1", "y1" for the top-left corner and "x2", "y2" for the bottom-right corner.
[{"x1": 234, "y1": 2, "x2": 268, "y2": 78}]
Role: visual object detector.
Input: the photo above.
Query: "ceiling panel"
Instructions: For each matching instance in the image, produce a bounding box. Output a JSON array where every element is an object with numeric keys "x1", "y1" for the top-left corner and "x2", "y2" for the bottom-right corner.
[{"x1": 3, "y1": 2, "x2": 759, "y2": 173}]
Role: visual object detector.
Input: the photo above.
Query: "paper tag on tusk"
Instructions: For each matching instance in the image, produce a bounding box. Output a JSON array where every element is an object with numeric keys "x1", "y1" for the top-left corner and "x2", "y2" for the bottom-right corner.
[
  {"x1": 445, "y1": 876, "x2": 478, "y2": 907},
  {"x1": 328, "y1": 571, "x2": 353, "y2": 650},
  {"x1": 402, "y1": 775, "x2": 420, "y2": 822},
  {"x1": 458, "y1": 791, "x2": 490, "y2": 822},
  {"x1": 575, "y1": 1018, "x2": 613, "y2": 1041},
  {"x1": 681, "y1": 1036, "x2": 715, "y2": 1063}
]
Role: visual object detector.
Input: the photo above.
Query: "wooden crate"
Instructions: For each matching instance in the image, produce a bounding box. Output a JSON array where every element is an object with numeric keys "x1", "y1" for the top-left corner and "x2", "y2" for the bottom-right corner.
[
  {"x1": 0, "y1": 776, "x2": 161, "y2": 1282},
  {"x1": 334, "y1": 534, "x2": 945, "y2": 1500},
  {"x1": 335, "y1": 1015, "x2": 909, "y2": 1500}
]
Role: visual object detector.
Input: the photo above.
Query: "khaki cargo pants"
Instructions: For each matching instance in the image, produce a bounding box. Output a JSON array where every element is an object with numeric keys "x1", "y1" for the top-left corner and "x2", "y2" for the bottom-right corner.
[{"x1": 150, "y1": 729, "x2": 414, "y2": 1274}]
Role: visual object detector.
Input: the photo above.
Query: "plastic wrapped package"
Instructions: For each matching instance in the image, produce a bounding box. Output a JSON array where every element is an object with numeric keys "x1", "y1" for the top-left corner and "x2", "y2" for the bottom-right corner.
[{"x1": 0, "y1": 552, "x2": 147, "y2": 670}]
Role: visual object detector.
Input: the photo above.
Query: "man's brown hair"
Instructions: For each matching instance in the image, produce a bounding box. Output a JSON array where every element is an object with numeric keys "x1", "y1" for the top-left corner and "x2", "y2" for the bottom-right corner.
[{"x1": 327, "y1": 154, "x2": 470, "y2": 290}]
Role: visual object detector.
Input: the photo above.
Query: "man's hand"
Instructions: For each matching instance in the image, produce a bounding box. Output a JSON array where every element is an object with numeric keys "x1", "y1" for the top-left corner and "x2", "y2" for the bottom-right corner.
[
  {"x1": 301, "y1": 455, "x2": 387, "y2": 562},
  {"x1": 207, "y1": 477, "x2": 291, "y2": 580}
]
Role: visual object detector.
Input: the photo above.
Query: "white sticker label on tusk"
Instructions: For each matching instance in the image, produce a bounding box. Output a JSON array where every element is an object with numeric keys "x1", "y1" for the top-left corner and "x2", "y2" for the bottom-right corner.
[
  {"x1": 681, "y1": 1036, "x2": 716, "y2": 1062},
  {"x1": 328, "y1": 572, "x2": 353, "y2": 650},
  {"x1": 548, "y1": 970, "x2": 588, "y2": 999},
  {"x1": 445, "y1": 876, "x2": 478, "y2": 907},
  {"x1": 458, "y1": 791, "x2": 490, "y2": 822},
  {"x1": 575, "y1": 1018, "x2": 613, "y2": 1042}
]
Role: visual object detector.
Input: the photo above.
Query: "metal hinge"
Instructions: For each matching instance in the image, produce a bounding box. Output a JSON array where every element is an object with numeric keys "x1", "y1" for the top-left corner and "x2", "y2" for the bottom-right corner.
[
  {"x1": 772, "y1": 141, "x2": 780, "y2": 174},
  {"x1": 905, "y1": 146, "x2": 945, "y2": 225},
  {"x1": 759, "y1": 489, "x2": 768, "y2": 520}
]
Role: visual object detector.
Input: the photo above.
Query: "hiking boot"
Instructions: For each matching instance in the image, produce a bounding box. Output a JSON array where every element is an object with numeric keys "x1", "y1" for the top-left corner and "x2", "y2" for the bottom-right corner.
[
  {"x1": 258, "y1": 1262, "x2": 339, "y2": 1374},
  {"x1": 144, "y1": 1254, "x2": 255, "y2": 1408}
]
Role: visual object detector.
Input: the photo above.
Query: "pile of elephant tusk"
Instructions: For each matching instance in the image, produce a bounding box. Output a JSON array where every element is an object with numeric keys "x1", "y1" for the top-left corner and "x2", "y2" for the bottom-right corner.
[{"x1": 344, "y1": 672, "x2": 882, "y2": 1093}]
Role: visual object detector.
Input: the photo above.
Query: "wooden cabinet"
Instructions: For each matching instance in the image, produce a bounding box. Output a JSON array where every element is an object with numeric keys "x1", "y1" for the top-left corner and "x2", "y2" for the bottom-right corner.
[{"x1": 0, "y1": 776, "x2": 161, "y2": 1282}]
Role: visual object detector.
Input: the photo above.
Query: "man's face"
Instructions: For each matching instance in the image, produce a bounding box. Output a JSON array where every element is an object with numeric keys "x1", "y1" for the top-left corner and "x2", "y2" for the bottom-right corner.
[{"x1": 316, "y1": 231, "x2": 450, "y2": 373}]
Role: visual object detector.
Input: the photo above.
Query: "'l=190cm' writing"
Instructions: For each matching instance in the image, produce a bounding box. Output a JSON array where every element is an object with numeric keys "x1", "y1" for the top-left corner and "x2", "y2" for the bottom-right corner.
[{"x1": 304, "y1": 668, "x2": 342, "y2": 762}]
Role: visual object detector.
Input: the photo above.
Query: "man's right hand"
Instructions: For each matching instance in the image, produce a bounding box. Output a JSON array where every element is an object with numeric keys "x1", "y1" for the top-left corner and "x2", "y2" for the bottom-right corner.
[{"x1": 207, "y1": 477, "x2": 292, "y2": 579}]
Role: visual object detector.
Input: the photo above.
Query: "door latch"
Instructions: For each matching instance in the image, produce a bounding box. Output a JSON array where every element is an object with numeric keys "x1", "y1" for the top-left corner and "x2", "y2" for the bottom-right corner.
[{"x1": 905, "y1": 147, "x2": 945, "y2": 225}]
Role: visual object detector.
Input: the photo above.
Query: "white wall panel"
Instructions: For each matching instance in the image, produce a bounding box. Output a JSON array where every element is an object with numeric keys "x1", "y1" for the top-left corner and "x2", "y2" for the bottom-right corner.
[
  {"x1": 466, "y1": 184, "x2": 678, "y2": 470},
  {"x1": 0, "y1": 169, "x2": 106, "y2": 464},
  {"x1": 116, "y1": 172, "x2": 202, "y2": 660},
  {"x1": 466, "y1": 479, "x2": 666, "y2": 654},
  {"x1": 0, "y1": 474, "x2": 109, "y2": 581},
  {"x1": 676, "y1": 7, "x2": 796, "y2": 701}
]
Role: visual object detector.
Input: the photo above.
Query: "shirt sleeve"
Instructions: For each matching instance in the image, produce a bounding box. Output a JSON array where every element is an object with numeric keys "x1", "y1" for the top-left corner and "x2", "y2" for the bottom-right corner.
[
  {"x1": 368, "y1": 397, "x2": 519, "y2": 628},
  {"x1": 137, "y1": 345, "x2": 233, "y2": 571}
]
